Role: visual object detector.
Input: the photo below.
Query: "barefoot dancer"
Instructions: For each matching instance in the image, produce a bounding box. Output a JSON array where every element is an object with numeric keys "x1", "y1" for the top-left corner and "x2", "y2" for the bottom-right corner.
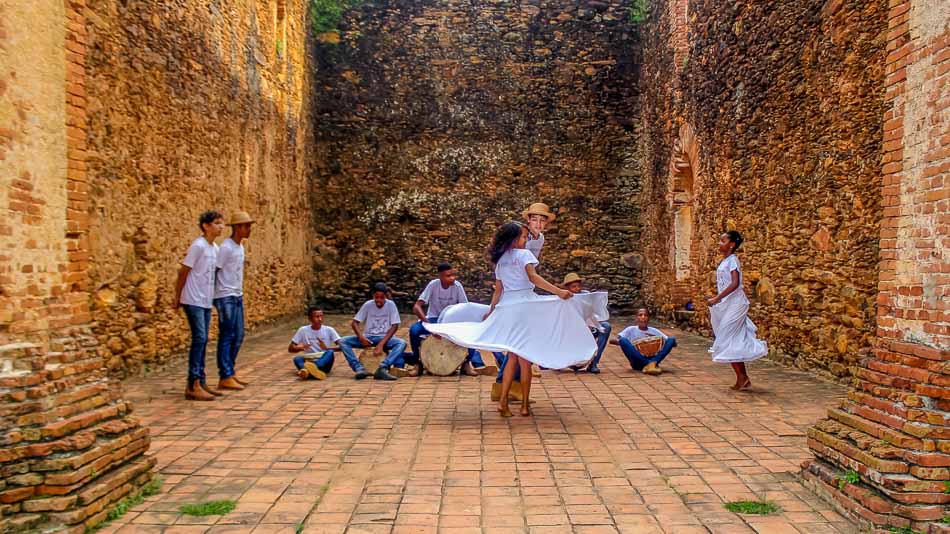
[
  {"x1": 706, "y1": 231, "x2": 767, "y2": 389},
  {"x1": 424, "y1": 222, "x2": 607, "y2": 417}
]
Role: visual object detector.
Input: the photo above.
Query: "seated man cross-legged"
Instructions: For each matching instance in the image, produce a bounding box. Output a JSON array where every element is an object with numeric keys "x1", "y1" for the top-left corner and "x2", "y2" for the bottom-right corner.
[
  {"x1": 288, "y1": 307, "x2": 339, "y2": 380},
  {"x1": 338, "y1": 282, "x2": 407, "y2": 381},
  {"x1": 611, "y1": 307, "x2": 677, "y2": 375},
  {"x1": 408, "y1": 262, "x2": 495, "y2": 377}
]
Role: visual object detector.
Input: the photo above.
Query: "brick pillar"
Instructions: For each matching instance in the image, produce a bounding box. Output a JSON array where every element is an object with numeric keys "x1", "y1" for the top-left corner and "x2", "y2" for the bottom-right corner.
[
  {"x1": 802, "y1": 0, "x2": 950, "y2": 531},
  {"x1": 0, "y1": 0, "x2": 154, "y2": 532}
]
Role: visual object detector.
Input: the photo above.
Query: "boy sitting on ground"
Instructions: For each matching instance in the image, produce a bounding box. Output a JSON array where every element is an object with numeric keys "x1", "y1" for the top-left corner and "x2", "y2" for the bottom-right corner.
[
  {"x1": 610, "y1": 308, "x2": 677, "y2": 375},
  {"x1": 289, "y1": 307, "x2": 340, "y2": 380},
  {"x1": 338, "y1": 283, "x2": 407, "y2": 381}
]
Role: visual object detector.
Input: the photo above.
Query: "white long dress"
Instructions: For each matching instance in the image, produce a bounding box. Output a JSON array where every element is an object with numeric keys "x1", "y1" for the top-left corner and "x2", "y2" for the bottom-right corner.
[
  {"x1": 709, "y1": 254, "x2": 768, "y2": 363},
  {"x1": 425, "y1": 249, "x2": 608, "y2": 369}
]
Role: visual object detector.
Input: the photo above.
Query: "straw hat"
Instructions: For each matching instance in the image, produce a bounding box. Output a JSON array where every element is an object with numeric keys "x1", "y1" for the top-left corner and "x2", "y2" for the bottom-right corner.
[
  {"x1": 522, "y1": 202, "x2": 556, "y2": 222},
  {"x1": 561, "y1": 272, "x2": 583, "y2": 286},
  {"x1": 228, "y1": 211, "x2": 255, "y2": 225}
]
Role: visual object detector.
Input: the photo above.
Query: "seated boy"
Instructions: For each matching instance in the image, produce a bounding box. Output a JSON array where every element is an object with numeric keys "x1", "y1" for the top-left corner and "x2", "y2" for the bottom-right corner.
[
  {"x1": 610, "y1": 308, "x2": 677, "y2": 375},
  {"x1": 338, "y1": 283, "x2": 407, "y2": 381},
  {"x1": 562, "y1": 272, "x2": 611, "y2": 374},
  {"x1": 409, "y1": 262, "x2": 493, "y2": 377},
  {"x1": 288, "y1": 307, "x2": 339, "y2": 380}
]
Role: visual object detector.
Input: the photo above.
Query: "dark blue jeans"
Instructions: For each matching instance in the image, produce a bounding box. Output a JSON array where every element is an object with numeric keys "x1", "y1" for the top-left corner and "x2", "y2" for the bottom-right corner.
[
  {"x1": 589, "y1": 321, "x2": 612, "y2": 368},
  {"x1": 182, "y1": 304, "x2": 212, "y2": 386},
  {"x1": 213, "y1": 295, "x2": 244, "y2": 379},
  {"x1": 409, "y1": 318, "x2": 485, "y2": 368},
  {"x1": 339, "y1": 335, "x2": 407, "y2": 371},
  {"x1": 619, "y1": 336, "x2": 677, "y2": 370},
  {"x1": 495, "y1": 352, "x2": 522, "y2": 384},
  {"x1": 293, "y1": 349, "x2": 335, "y2": 373}
]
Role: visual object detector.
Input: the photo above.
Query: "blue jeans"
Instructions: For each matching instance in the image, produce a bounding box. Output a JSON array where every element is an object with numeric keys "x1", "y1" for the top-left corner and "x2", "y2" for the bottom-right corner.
[
  {"x1": 619, "y1": 336, "x2": 677, "y2": 370},
  {"x1": 182, "y1": 304, "x2": 212, "y2": 386},
  {"x1": 588, "y1": 321, "x2": 612, "y2": 368},
  {"x1": 339, "y1": 335, "x2": 407, "y2": 371},
  {"x1": 293, "y1": 349, "x2": 335, "y2": 374},
  {"x1": 409, "y1": 318, "x2": 485, "y2": 368},
  {"x1": 213, "y1": 296, "x2": 244, "y2": 379},
  {"x1": 495, "y1": 352, "x2": 522, "y2": 384}
]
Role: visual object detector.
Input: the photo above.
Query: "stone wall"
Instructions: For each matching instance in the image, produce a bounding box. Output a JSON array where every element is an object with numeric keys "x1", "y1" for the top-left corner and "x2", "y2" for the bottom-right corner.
[
  {"x1": 638, "y1": 0, "x2": 887, "y2": 379},
  {"x1": 309, "y1": 0, "x2": 643, "y2": 311},
  {"x1": 0, "y1": 1, "x2": 153, "y2": 531},
  {"x1": 804, "y1": 0, "x2": 950, "y2": 531},
  {"x1": 84, "y1": 0, "x2": 317, "y2": 376}
]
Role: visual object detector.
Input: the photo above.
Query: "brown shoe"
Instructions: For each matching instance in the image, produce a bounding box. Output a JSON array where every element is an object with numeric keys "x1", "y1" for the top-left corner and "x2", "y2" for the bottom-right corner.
[
  {"x1": 185, "y1": 380, "x2": 215, "y2": 401},
  {"x1": 232, "y1": 373, "x2": 250, "y2": 386},
  {"x1": 297, "y1": 368, "x2": 310, "y2": 379},
  {"x1": 461, "y1": 361, "x2": 478, "y2": 377},
  {"x1": 218, "y1": 376, "x2": 245, "y2": 390},
  {"x1": 474, "y1": 364, "x2": 498, "y2": 376},
  {"x1": 390, "y1": 366, "x2": 414, "y2": 378},
  {"x1": 643, "y1": 362, "x2": 662, "y2": 376},
  {"x1": 200, "y1": 382, "x2": 223, "y2": 396},
  {"x1": 491, "y1": 382, "x2": 502, "y2": 401}
]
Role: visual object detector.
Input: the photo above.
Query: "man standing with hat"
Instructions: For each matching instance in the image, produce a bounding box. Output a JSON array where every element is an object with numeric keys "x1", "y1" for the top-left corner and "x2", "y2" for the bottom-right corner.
[
  {"x1": 213, "y1": 210, "x2": 254, "y2": 391},
  {"x1": 563, "y1": 272, "x2": 612, "y2": 374}
]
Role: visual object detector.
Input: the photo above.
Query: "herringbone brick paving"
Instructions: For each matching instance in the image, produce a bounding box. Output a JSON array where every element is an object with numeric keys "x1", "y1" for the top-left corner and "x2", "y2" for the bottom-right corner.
[{"x1": 105, "y1": 316, "x2": 857, "y2": 533}]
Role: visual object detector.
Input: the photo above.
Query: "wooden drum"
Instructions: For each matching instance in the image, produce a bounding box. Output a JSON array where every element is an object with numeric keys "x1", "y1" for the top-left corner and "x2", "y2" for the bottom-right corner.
[
  {"x1": 420, "y1": 336, "x2": 468, "y2": 376},
  {"x1": 358, "y1": 347, "x2": 385, "y2": 370},
  {"x1": 632, "y1": 336, "x2": 665, "y2": 357}
]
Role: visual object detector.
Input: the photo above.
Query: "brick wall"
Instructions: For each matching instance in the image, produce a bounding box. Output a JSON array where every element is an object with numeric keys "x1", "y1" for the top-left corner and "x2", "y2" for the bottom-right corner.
[
  {"x1": 803, "y1": 0, "x2": 950, "y2": 531},
  {"x1": 0, "y1": 0, "x2": 153, "y2": 532}
]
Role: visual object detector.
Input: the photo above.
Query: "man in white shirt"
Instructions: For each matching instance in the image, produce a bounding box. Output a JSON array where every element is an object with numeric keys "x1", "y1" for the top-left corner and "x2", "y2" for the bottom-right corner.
[
  {"x1": 289, "y1": 307, "x2": 341, "y2": 380},
  {"x1": 563, "y1": 273, "x2": 611, "y2": 374},
  {"x1": 213, "y1": 211, "x2": 254, "y2": 392},
  {"x1": 174, "y1": 210, "x2": 225, "y2": 401},
  {"x1": 610, "y1": 308, "x2": 677, "y2": 375},
  {"x1": 338, "y1": 283, "x2": 406, "y2": 381},
  {"x1": 408, "y1": 263, "x2": 493, "y2": 377},
  {"x1": 522, "y1": 202, "x2": 555, "y2": 261}
]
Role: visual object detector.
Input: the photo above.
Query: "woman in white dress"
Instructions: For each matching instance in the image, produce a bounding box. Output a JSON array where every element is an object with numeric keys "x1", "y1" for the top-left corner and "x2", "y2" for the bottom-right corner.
[
  {"x1": 706, "y1": 231, "x2": 767, "y2": 390},
  {"x1": 425, "y1": 222, "x2": 605, "y2": 417}
]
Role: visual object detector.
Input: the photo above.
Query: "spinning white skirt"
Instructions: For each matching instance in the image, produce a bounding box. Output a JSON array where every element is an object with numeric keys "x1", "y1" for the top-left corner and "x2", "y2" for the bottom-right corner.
[
  {"x1": 709, "y1": 293, "x2": 768, "y2": 363},
  {"x1": 425, "y1": 290, "x2": 609, "y2": 369}
]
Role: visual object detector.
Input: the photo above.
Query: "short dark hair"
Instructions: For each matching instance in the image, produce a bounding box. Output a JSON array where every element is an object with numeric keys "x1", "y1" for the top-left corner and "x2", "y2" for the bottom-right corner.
[
  {"x1": 437, "y1": 262, "x2": 452, "y2": 273},
  {"x1": 198, "y1": 210, "x2": 223, "y2": 230},
  {"x1": 307, "y1": 306, "x2": 323, "y2": 317},
  {"x1": 726, "y1": 230, "x2": 744, "y2": 252},
  {"x1": 636, "y1": 307, "x2": 650, "y2": 316},
  {"x1": 372, "y1": 282, "x2": 389, "y2": 295}
]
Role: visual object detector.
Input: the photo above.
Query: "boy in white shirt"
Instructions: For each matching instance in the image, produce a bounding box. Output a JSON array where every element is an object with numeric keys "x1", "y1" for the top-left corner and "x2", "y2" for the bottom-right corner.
[
  {"x1": 610, "y1": 308, "x2": 677, "y2": 375},
  {"x1": 408, "y1": 262, "x2": 492, "y2": 377},
  {"x1": 522, "y1": 202, "x2": 554, "y2": 261},
  {"x1": 562, "y1": 273, "x2": 612, "y2": 374},
  {"x1": 338, "y1": 283, "x2": 407, "y2": 381},
  {"x1": 289, "y1": 307, "x2": 340, "y2": 380},
  {"x1": 174, "y1": 210, "x2": 225, "y2": 401},
  {"x1": 213, "y1": 211, "x2": 254, "y2": 392}
]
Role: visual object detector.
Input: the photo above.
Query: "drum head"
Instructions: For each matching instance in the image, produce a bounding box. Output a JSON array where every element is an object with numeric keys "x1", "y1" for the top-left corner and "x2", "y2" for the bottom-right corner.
[
  {"x1": 633, "y1": 336, "x2": 664, "y2": 357},
  {"x1": 420, "y1": 336, "x2": 468, "y2": 376},
  {"x1": 358, "y1": 347, "x2": 385, "y2": 370}
]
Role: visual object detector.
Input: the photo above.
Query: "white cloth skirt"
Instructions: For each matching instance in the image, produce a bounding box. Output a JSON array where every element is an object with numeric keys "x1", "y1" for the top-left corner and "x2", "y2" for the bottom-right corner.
[
  {"x1": 709, "y1": 294, "x2": 768, "y2": 363},
  {"x1": 425, "y1": 290, "x2": 608, "y2": 369}
]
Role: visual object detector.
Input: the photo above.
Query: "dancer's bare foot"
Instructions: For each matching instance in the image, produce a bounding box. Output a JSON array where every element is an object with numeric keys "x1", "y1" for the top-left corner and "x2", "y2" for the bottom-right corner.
[
  {"x1": 499, "y1": 404, "x2": 513, "y2": 418},
  {"x1": 520, "y1": 404, "x2": 531, "y2": 416},
  {"x1": 739, "y1": 378, "x2": 752, "y2": 390}
]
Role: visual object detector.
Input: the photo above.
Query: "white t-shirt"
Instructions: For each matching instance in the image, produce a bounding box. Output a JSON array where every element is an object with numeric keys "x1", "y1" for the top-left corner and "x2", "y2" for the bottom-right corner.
[
  {"x1": 418, "y1": 279, "x2": 468, "y2": 318},
  {"x1": 526, "y1": 232, "x2": 544, "y2": 260},
  {"x1": 354, "y1": 299, "x2": 401, "y2": 337},
  {"x1": 291, "y1": 325, "x2": 341, "y2": 354},
  {"x1": 214, "y1": 238, "x2": 245, "y2": 299},
  {"x1": 180, "y1": 237, "x2": 218, "y2": 308},
  {"x1": 619, "y1": 326, "x2": 668, "y2": 342},
  {"x1": 495, "y1": 249, "x2": 538, "y2": 291}
]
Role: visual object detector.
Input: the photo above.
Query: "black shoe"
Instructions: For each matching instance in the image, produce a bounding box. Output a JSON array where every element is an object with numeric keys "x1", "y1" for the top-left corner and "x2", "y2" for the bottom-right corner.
[
  {"x1": 586, "y1": 365, "x2": 601, "y2": 374},
  {"x1": 415, "y1": 363, "x2": 425, "y2": 377},
  {"x1": 355, "y1": 370, "x2": 370, "y2": 380},
  {"x1": 374, "y1": 367, "x2": 397, "y2": 381}
]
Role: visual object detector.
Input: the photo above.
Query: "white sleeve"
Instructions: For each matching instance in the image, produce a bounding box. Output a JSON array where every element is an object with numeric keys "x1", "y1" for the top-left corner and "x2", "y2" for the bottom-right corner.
[
  {"x1": 522, "y1": 249, "x2": 539, "y2": 267},
  {"x1": 417, "y1": 280, "x2": 434, "y2": 303},
  {"x1": 215, "y1": 243, "x2": 229, "y2": 269},
  {"x1": 354, "y1": 302, "x2": 369, "y2": 323},
  {"x1": 618, "y1": 327, "x2": 633, "y2": 341},
  {"x1": 327, "y1": 327, "x2": 341, "y2": 344},
  {"x1": 457, "y1": 282, "x2": 469, "y2": 303},
  {"x1": 291, "y1": 327, "x2": 306, "y2": 345},
  {"x1": 727, "y1": 255, "x2": 740, "y2": 273},
  {"x1": 182, "y1": 241, "x2": 202, "y2": 268},
  {"x1": 388, "y1": 302, "x2": 401, "y2": 325}
]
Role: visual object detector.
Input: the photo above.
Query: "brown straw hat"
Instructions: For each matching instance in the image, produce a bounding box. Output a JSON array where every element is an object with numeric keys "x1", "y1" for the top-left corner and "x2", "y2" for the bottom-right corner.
[
  {"x1": 561, "y1": 272, "x2": 583, "y2": 286},
  {"x1": 522, "y1": 202, "x2": 556, "y2": 222},
  {"x1": 228, "y1": 211, "x2": 255, "y2": 225}
]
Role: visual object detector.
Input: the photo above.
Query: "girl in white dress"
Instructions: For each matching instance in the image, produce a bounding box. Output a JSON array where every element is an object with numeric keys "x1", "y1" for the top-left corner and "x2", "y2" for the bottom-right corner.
[
  {"x1": 706, "y1": 231, "x2": 767, "y2": 390},
  {"x1": 425, "y1": 222, "x2": 606, "y2": 417}
]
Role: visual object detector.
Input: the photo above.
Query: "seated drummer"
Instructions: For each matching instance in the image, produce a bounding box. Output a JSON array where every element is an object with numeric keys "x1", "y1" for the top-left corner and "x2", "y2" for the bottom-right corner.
[
  {"x1": 610, "y1": 308, "x2": 677, "y2": 375},
  {"x1": 288, "y1": 307, "x2": 339, "y2": 380},
  {"x1": 338, "y1": 282, "x2": 407, "y2": 381},
  {"x1": 562, "y1": 272, "x2": 611, "y2": 374},
  {"x1": 408, "y1": 262, "x2": 491, "y2": 377}
]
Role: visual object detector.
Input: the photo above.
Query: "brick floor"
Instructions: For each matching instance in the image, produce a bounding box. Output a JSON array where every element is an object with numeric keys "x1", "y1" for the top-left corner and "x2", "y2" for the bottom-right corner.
[{"x1": 107, "y1": 315, "x2": 858, "y2": 533}]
